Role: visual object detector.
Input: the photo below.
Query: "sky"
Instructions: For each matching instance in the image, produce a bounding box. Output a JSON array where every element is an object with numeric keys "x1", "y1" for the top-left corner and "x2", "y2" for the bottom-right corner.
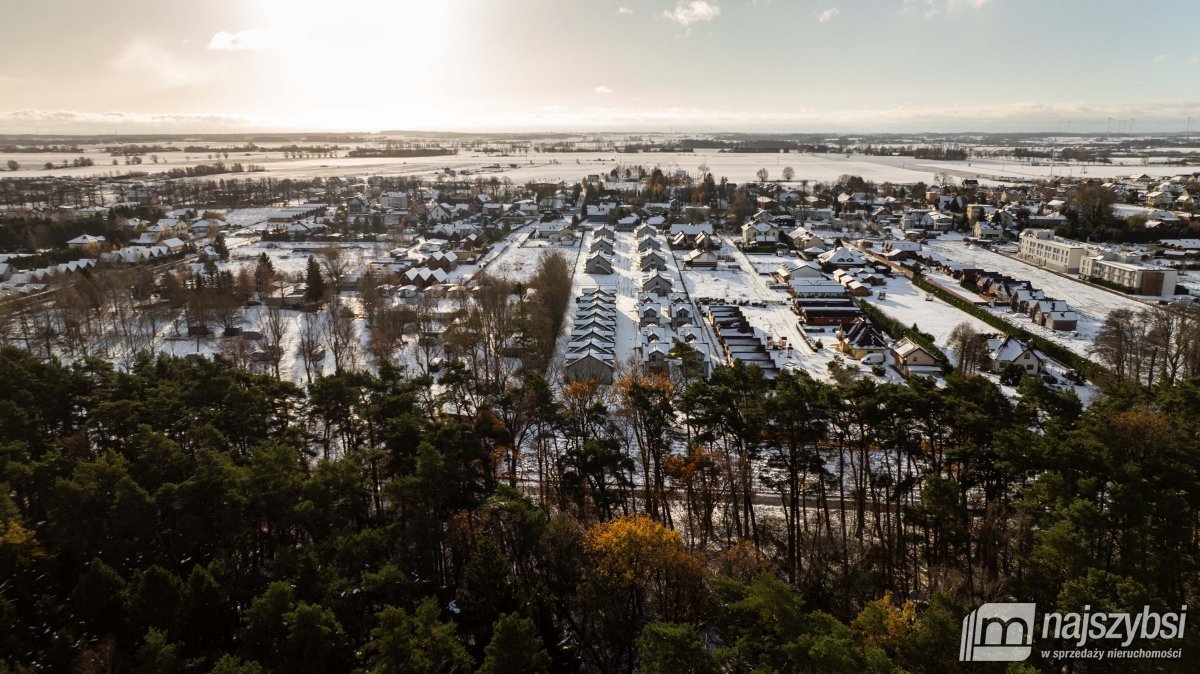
[{"x1": 1, "y1": 0, "x2": 1199, "y2": 135}]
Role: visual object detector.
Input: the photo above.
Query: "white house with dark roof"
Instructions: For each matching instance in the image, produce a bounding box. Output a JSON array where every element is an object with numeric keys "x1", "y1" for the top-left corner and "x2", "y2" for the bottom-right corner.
[
  {"x1": 741, "y1": 220, "x2": 779, "y2": 245},
  {"x1": 986, "y1": 336, "x2": 1046, "y2": 375},
  {"x1": 817, "y1": 247, "x2": 868, "y2": 269}
]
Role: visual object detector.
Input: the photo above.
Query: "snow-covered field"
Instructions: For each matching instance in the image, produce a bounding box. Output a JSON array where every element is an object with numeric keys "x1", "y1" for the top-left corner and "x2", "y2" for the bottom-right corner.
[
  {"x1": 13, "y1": 147, "x2": 1198, "y2": 185},
  {"x1": 223, "y1": 240, "x2": 387, "y2": 277}
]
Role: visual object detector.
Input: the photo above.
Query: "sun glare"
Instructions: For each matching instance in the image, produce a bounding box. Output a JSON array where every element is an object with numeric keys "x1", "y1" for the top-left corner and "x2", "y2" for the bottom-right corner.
[{"x1": 244, "y1": 0, "x2": 456, "y2": 128}]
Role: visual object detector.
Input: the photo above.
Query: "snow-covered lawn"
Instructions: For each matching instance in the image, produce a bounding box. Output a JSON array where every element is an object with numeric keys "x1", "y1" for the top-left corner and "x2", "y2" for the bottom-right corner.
[
  {"x1": 223, "y1": 240, "x2": 387, "y2": 277},
  {"x1": 485, "y1": 228, "x2": 580, "y2": 282},
  {"x1": 862, "y1": 274, "x2": 994, "y2": 360},
  {"x1": 222, "y1": 207, "x2": 295, "y2": 228}
]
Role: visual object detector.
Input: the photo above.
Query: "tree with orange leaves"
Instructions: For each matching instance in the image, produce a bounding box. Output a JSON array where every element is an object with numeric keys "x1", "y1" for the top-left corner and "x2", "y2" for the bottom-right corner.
[{"x1": 581, "y1": 515, "x2": 707, "y2": 671}]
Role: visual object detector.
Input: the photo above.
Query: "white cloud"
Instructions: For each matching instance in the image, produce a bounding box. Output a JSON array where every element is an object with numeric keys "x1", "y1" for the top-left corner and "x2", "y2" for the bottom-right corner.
[
  {"x1": 1190, "y1": 55, "x2": 1200, "y2": 65},
  {"x1": 903, "y1": 0, "x2": 991, "y2": 17},
  {"x1": 817, "y1": 7, "x2": 840, "y2": 23},
  {"x1": 207, "y1": 28, "x2": 274, "y2": 51},
  {"x1": 663, "y1": 0, "x2": 721, "y2": 26},
  {"x1": 1152, "y1": 54, "x2": 1168, "y2": 63},
  {"x1": 616, "y1": 6, "x2": 633, "y2": 14},
  {"x1": 109, "y1": 41, "x2": 208, "y2": 88},
  {"x1": 594, "y1": 85, "x2": 614, "y2": 95}
]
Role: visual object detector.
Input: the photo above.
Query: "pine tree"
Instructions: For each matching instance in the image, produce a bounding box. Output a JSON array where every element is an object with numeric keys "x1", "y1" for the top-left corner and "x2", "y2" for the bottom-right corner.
[
  {"x1": 636, "y1": 622, "x2": 716, "y2": 674},
  {"x1": 479, "y1": 613, "x2": 551, "y2": 674},
  {"x1": 213, "y1": 234, "x2": 229, "y2": 261},
  {"x1": 304, "y1": 256, "x2": 326, "y2": 302},
  {"x1": 253, "y1": 252, "x2": 276, "y2": 296}
]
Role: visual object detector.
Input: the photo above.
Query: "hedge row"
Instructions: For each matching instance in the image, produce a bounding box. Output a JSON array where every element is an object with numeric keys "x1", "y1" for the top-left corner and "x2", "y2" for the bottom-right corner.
[{"x1": 910, "y1": 273, "x2": 1109, "y2": 382}]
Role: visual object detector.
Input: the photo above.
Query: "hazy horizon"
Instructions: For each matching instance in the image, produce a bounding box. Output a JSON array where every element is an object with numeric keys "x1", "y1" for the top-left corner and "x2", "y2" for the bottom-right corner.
[{"x1": 3, "y1": 0, "x2": 1199, "y2": 135}]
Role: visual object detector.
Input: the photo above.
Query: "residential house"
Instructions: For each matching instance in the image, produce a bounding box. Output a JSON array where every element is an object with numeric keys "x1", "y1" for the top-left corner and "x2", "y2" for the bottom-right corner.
[
  {"x1": 986, "y1": 336, "x2": 1046, "y2": 375},
  {"x1": 741, "y1": 220, "x2": 779, "y2": 246},
  {"x1": 683, "y1": 249, "x2": 718, "y2": 268},
  {"x1": 775, "y1": 260, "x2": 824, "y2": 286},
  {"x1": 634, "y1": 223, "x2": 657, "y2": 239},
  {"x1": 785, "y1": 227, "x2": 825, "y2": 250},
  {"x1": 891, "y1": 337, "x2": 943, "y2": 378},
  {"x1": 380, "y1": 191, "x2": 409, "y2": 209},
  {"x1": 668, "y1": 222, "x2": 713, "y2": 237},
  {"x1": 637, "y1": 237, "x2": 663, "y2": 254},
  {"x1": 793, "y1": 298, "x2": 862, "y2": 326},
  {"x1": 563, "y1": 352, "x2": 615, "y2": 385},
  {"x1": 836, "y1": 318, "x2": 888, "y2": 360},
  {"x1": 1030, "y1": 299, "x2": 1078, "y2": 330},
  {"x1": 1146, "y1": 191, "x2": 1173, "y2": 208},
  {"x1": 616, "y1": 214, "x2": 641, "y2": 230},
  {"x1": 817, "y1": 247, "x2": 868, "y2": 269},
  {"x1": 589, "y1": 238, "x2": 615, "y2": 255},
  {"x1": 640, "y1": 251, "x2": 668, "y2": 273},
  {"x1": 66, "y1": 234, "x2": 106, "y2": 249},
  {"x1": 531, "y1": 222, "x2": 575, "y2": 243},
  {"x1": 695, "y1": 232, "x2": 717, "y2": 250},
  {"x1": 584, "y1": 253, "x2": 614, "y2": 275},
  {"x1": 1009, "y1": 288, "x2": 1046, "y2": 313},
  {"x1": 426, "y1": 202, "x2": 454, "y2": 222},
  {"x1": 641, "y1": 270, "x2": 674, "y2": 296},
  {"x1": 973, "y1": 220, "x2": 1003, "y2": 240}
]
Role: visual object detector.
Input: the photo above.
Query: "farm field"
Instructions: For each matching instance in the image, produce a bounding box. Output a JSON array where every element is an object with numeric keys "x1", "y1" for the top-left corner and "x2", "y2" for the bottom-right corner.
[{"x1": 12, "y1": 146, "x2": 1199, "y2": 185}]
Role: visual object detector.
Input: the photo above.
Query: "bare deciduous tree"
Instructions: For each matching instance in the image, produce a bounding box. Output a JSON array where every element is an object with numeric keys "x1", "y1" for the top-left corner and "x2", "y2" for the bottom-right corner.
[
  {"x1": 947, "y1": 322, "x2": 989, "y2": 374},
  {"x1": 219, "y1": 334, "x2": 255, "y2": 371},
  {"x1": 323, "y1": 297, "x2": 358, "y2": 372},
  {"x1": 319, "y1": 246, "x2": 353, "y2": 293},
  {"x1": 260, "y1": 305, "x2": 289, "y2": 379},
  {"x1": 298, "y1": 313, "x2": 324, "y2": 384}
]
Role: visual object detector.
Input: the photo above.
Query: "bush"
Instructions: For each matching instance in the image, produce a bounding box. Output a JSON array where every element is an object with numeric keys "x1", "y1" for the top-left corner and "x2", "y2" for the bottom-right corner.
[{"x1": 1000, "y1": 363, "x2": 1026, "y2": 386}]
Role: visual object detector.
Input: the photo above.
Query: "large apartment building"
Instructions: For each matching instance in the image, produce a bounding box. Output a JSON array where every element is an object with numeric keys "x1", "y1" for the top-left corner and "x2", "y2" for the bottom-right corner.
[
  {"x1": 1019, "y1": 228, "x2": 1086, "y2": 273},
  {"x1": 1080, "y1": 253, "x2": 1178, "y2": 296}
]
